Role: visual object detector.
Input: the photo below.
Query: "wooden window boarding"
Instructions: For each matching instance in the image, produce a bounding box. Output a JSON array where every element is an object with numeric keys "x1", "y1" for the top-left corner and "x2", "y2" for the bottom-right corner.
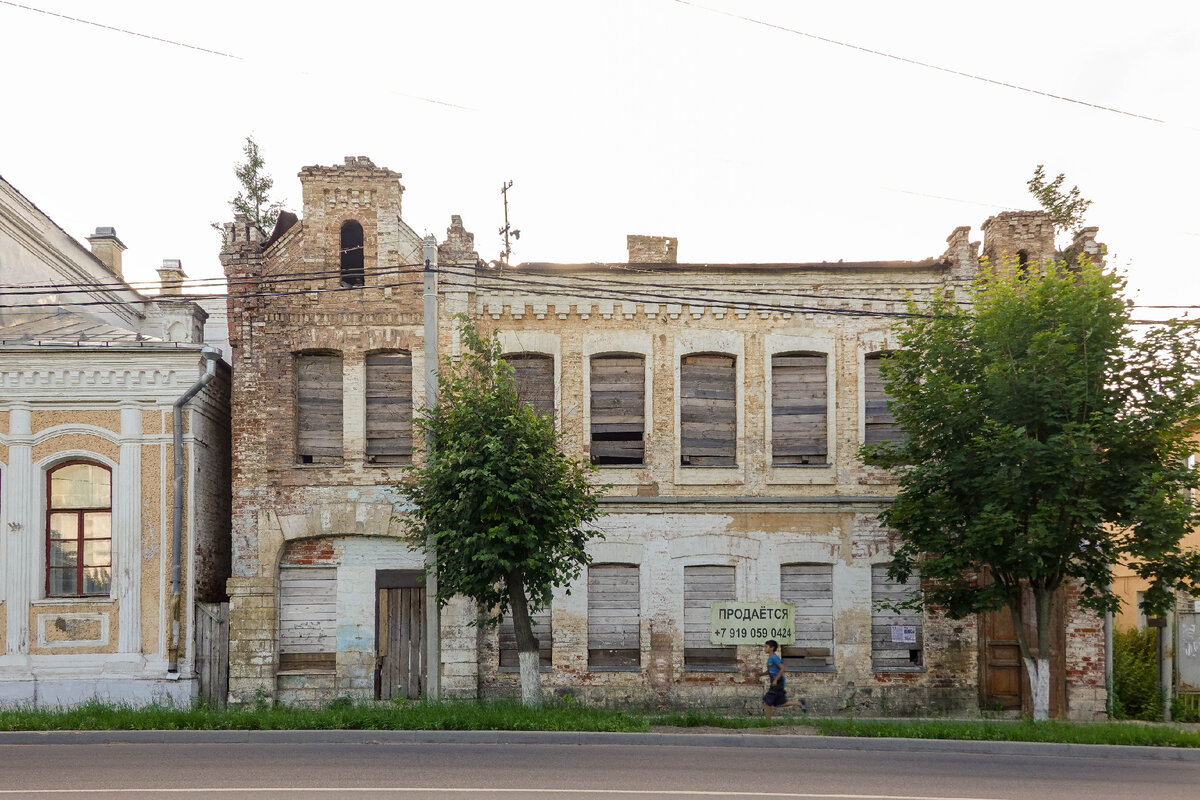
[
  {"x1": 278, "y1": 567, "x2": 336, "y2": 671},
  {"x1": 772, "y1": 353, "x2": 828, "y2": 465},
  {"x1": 590, "y1": 354, "x2": 645, "y2": 465},
  {"x1": 871, "y1": 564, "x2": 923, "y2": 670},
  {"x1": 296, "y1": 353, "x2": 343, "y2": 464},
  {"x1": 864, "y1": 353, "x2": 905, "y2": 445},
  {"x1": 780, "y1": 564, "x2": 834, "y2": 670},
  {"x1": 680, "y1": 353, "x2": 736, "y2": 466},
  {"x1": 365, "y1": 351, "x2": 413, "y2": 465},
  {"x1": 499, "y1": 607, "x2": 553, "y2": 669},
  {"x1": 588, "y1": 564, "x2": 640, "y2": 668},
  {"x1": 507, "y1": 353, "x2": 555, "y2": 417},
  {"x1": 684, "y1": 565, "x2": 736, "y2": 668}
]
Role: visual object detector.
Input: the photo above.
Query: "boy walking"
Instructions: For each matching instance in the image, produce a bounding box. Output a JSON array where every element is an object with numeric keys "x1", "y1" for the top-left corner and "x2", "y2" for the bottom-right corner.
[{"x1": 761, "y1": 640, "x2": 805, "y2": 719}]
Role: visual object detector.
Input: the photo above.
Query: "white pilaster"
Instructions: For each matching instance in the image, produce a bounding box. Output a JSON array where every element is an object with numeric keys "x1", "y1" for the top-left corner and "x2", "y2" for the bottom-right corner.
[
  {"x1": 116, "y1": 405, "x2": 142, "y2": 653},
  {"x1": 5, "y1": 407, "x2": 35, "y2": 655}
]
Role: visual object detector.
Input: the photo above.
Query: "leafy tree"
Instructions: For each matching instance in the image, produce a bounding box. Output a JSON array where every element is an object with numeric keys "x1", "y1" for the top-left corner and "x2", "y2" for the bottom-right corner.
[
  {"x1": 227, "y1": 135, "x2": 285, "y2": 232},
  {"x1": 397, "y1": 317, "x2": 605, "y2": 707},
  {"x1": 863, "y1": 258, "x2": 1200, "y2": 721},
  {"x1": 1027, "y1": 164, "x2": 1093, "y2": 239}
]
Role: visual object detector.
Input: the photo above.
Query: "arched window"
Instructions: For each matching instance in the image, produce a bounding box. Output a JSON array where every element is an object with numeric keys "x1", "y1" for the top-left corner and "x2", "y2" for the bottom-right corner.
[
  {"x1": 340, "y1": 220, "x2": 365, "y2": 286},
  {"x1": 46, "y1": 461, "x2": 112, "y2": 597}
]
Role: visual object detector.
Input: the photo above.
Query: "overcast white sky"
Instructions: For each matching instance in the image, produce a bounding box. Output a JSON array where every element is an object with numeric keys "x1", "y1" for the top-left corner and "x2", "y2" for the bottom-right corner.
[{"x1": 1, "y1": 0, "x2": 1197, "y2": 313}]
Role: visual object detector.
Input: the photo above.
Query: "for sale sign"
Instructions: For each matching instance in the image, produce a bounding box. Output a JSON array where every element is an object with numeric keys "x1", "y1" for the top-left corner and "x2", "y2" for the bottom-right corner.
[{"x1": 709, "y1": 602, "x2": 796, "y2": 645}]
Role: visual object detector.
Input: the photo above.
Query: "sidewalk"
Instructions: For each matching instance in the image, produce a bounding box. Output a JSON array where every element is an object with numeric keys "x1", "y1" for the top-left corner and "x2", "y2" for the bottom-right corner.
[{"x1": 2, "y1": 727, "x2": 1198, "y2": 762}]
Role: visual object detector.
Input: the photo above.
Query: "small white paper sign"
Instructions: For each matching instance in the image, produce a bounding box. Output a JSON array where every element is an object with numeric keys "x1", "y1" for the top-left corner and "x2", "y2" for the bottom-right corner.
[{"x1": 891, "y1": 625, "x2": 917, "y2": 644}]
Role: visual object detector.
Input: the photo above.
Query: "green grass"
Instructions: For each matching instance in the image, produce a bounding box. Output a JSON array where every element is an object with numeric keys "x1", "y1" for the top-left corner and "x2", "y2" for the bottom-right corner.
[
  {"x1": 813, "y1": 718, "x2": 1200, "y2": 748},
  {"x1": 0, "y1": 699, "x2": 650, "y2": 733},
  {"x1": 1, "y1": 700, "x2": 1197, "y2": 748}
]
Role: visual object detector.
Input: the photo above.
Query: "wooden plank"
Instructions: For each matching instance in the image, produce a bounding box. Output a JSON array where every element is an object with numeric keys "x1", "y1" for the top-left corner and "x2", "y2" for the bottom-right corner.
[{"x1": 589, "y1": 566, "x2": 639, "y2": 654}]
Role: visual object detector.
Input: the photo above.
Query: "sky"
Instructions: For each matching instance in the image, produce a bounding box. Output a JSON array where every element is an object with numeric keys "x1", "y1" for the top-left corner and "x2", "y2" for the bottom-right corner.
[{"x1": 1, "y1": 0, "x2": 1197, "y2": 314}]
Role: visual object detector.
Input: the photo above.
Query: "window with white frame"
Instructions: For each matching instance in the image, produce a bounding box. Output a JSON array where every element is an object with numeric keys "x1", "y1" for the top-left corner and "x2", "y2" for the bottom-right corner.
[{"x1": 46, "y1": 461, "x2": 112, "y2": 597}]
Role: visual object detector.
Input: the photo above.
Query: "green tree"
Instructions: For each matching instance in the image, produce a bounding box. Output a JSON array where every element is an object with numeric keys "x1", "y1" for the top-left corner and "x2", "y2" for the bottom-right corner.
[
  {"x1": 863, "y1": 258, "x2": 1200, "y2": 721},
  {"x1": 1027, "y1": 164, "x2": 1093, "y2": 239},
  {"x1": 228, "y1": 135, "x2": 285, "y2": 232},
  {"x1": 397, "y1": 317, "x2": 606, "y2": 707}
]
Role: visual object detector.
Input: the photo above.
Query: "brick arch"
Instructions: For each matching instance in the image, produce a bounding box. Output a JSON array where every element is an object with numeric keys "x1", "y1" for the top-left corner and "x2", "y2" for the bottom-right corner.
[{"x1": 257, "y1": 501, "x2": 405, "y2": 578}]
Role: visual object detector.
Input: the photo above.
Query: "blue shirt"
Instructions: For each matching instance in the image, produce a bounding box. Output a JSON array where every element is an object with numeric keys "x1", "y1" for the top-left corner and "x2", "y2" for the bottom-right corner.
[{"x1": 766, "y1": 652, "x2": 785, "y2": 688}]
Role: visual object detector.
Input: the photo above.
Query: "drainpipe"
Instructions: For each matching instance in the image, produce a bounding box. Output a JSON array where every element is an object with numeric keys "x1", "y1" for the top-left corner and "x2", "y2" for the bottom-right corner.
[{"x1": 168, "y1": 346, "x2": 221, "y2": 673}]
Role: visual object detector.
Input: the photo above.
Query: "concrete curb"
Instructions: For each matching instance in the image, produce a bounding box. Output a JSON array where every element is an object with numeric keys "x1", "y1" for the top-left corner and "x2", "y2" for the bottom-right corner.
[{"x1": 0, "y1": 729, "x2": 1197, "y2": 761}]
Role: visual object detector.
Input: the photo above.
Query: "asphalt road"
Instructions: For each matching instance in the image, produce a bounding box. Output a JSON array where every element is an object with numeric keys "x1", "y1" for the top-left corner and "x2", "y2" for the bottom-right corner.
[{"x1": 0, "y1": 737, "x2": 1196, "y2": 799}]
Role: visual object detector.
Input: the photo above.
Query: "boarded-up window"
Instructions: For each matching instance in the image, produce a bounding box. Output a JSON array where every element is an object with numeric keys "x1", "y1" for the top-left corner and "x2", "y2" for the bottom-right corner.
[
  {"x1": 864, "y1": 353, "x2": 905, "y2": 445},
  {"x1": 780, "y1": 564, "x2": 834, "y2": 670},
  {"x1": 872, "y1": 564, "x2": 923, "y2": 671},
  {"x1": 297, "y1": 353, "x2": 343, "y2": 464},
  {"x1": 590, "y1": 354, "x2": 645, "y2": 465},
  {"x1": 365, "y1": 351, "x2": 413, "y2": 465},
  {"x1": 684, "y1": 565, "x2": 736, "y2": 668},
  {"x1": 279, "y1": 567, "x2": 336, "y2": 671},
  {"x1": 507, "y1": 353, "x2": 555, "y2": 417},
  {"x1": 499, "y1": 608, "x2": 552, "y2": 670},
  {"x1": 772, "y1": 353, "x2": 828, "y2": 465},
  {"x1": 588, "y1": 564, "x2": 640, "y2": 668},
  {"x1": 680, "y1": 353, "x2": 736, "y2": 466}
]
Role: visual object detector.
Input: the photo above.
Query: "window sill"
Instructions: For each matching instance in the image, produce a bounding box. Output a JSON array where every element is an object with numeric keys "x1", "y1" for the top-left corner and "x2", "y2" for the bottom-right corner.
[
  {"x1": 873, "y1": 666, "x2": 926, "y2": 674},
  {"x1": 292, "y1": 463, "x2": 345, "y2": 469},
  {"x1": 276, "y1": 669, "x2": 337, "y2": 676},
  {"x1": 683, "y1": 665, "x2": 738, "y2": 673},
  {"x1": 33, "y1": 597, "x2": 114, "y2": 606},
  {"x1": 785, "y1": 665, "x2": 837, "y2": 674},
  {"x1": 498, "y1": 666, "x2": 553, "y2": 674},
  {"x1": 587, "y1": 666, "x2": 642, "y2": 673}
]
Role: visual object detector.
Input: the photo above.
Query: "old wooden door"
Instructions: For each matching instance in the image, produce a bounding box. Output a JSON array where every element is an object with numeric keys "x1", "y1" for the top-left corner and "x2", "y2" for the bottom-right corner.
[
  {"x1": 375, "y1": 571, "x2": 426, "y2": 700},
  {"x1": 979, "y1": 587, "x2": 1066, "y2": 717}
]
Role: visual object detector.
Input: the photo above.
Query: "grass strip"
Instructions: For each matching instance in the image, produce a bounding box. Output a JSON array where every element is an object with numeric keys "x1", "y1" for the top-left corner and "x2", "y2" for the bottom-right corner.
[
  {"x1": 0, "y1": 699, "x2": 650, "y2": 733},
  {"x1": 812, "y1": 718, "x2": 1200, "y2": 748}
]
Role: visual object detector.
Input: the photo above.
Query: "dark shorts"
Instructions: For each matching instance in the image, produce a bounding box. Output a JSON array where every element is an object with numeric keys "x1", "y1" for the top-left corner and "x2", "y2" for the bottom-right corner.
[{"x1": 763, "y1": 686, "x2": 788, "y2": 707}]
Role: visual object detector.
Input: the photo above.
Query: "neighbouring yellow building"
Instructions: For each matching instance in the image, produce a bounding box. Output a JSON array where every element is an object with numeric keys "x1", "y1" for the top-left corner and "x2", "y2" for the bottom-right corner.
[{"x1": 0, "y1": 175, "x2": 230, "y2": 706}]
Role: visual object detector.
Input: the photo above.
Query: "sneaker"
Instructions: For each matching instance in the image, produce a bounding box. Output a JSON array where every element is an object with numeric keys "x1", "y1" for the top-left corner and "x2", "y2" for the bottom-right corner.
[{"x1": 800, "y1": 698, "x2": 807, "y2": 713}]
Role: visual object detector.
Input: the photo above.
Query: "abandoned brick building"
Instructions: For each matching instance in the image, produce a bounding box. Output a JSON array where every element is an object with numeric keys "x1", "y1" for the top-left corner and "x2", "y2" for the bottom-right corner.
[{"x1": 220, "y1": 157, "x2": 1107, "y2": 718}]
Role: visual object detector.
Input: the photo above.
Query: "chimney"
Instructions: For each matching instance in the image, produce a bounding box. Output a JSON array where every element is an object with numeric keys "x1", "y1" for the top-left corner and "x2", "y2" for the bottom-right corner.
[
  {"x1": 157, "y1": 259, "x2": 187, "y2": 296},
  {"x1": 627, "y1": 235, "x2": 678, "y2": 264},
  {"x1": 87, "y1": 227, "x2": 127, "y2": 279}
]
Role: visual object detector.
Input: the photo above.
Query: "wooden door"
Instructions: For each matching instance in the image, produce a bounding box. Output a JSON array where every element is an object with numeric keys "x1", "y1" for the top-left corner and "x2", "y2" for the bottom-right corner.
[
  {"x1": 375, "y1": 571, "x2": 426, "y2": 700},
  {"x1": 979, "y1": 586, "x2": 1066, "y2": 717}
]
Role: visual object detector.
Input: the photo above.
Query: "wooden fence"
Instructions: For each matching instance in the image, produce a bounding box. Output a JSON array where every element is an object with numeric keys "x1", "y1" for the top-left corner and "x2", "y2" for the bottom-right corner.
[{"x1": 195, "y1": 602, "x2": 229, "y2": 708}]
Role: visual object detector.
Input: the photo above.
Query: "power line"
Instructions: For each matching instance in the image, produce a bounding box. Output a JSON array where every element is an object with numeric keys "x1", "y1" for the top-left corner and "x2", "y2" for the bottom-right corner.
[
  {"x1": 6, "y1": 260, "x2": 1200, "y2": 316},
  {"x1": 0, "y1": 1, "x2": 470, "y2": 111},
  {"x1": 670, "y1": 0, "x2": 1172, "y2": 127},
  {"x1": 0, "y1": 0, "x2": 241, "y2": 59}
]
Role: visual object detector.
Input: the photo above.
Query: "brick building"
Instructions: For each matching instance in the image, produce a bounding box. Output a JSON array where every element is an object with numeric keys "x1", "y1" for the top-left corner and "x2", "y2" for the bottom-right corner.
[{"x1": 221, "y1": 157, "x2": 1106, "y2": 718}]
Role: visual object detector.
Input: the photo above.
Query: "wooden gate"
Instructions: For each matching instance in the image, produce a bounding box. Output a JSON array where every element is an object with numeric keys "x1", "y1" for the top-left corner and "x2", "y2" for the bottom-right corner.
[
  {"x1": 979, "y1": 587, "x2": 1065, "y2": 717},
  {"x1": 195, "y1": 602, "x2": 229, "y2": 708},
  {"x1": 376, "y1": 571, "x2": 426, "y2": 700}
]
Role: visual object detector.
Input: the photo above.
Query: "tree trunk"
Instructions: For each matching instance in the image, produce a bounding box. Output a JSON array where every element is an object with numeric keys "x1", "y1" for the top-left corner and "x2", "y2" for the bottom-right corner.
[
  {"x1": 1010, "y1": 586, "x2": 1054, "y2": 721},
  {"x1": 506, "y1": 570, "x2": 543, "y2": 708}
]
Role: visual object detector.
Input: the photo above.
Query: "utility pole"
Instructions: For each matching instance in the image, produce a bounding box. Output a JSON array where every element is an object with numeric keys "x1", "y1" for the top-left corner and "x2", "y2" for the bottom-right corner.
[
  {"x1": 498, "y1": 180, "x2": 520, "y2": 265},
  {"x1": 421, "y1": 234, "x2": 441, "y2": 702}
]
